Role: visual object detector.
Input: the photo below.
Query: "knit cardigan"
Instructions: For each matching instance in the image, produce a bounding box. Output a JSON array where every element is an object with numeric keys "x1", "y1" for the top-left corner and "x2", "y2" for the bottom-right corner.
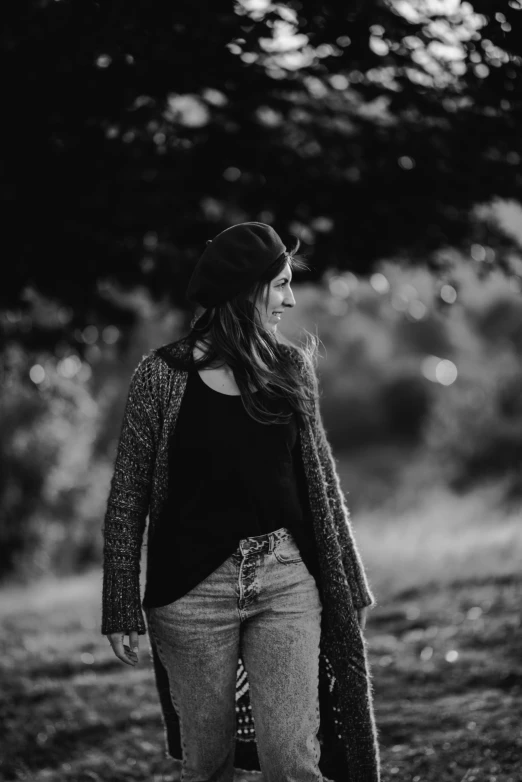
[{"x1": 101, "y1": 336, "x2": 381, "y2": 782}]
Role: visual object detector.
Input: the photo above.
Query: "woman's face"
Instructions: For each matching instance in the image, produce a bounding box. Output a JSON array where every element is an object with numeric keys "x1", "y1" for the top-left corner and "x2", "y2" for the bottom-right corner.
[{"x1": 254, "y1": 261, "x2": 296, "y2": 333}]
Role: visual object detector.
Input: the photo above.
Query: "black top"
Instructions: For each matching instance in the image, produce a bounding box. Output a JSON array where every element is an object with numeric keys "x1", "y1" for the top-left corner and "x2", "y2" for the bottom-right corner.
[{"x1": 142, "y1": 355, "x2": 320, "y2": 609}]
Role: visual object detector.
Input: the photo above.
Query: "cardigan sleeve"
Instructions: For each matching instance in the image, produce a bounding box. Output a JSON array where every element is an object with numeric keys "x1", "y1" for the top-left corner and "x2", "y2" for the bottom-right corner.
[
  {"x1": 101, "y1": 356, "x2": 159, "y2": 636},
  {"x1": 298, "y1": 349, "x2": 376, "y2": 610}
]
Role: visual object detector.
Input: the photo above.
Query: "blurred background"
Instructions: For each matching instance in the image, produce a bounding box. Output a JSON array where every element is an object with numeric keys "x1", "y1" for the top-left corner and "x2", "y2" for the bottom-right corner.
[{"x1": 1, "y1": 2, "x2": 521, "y2": 781}]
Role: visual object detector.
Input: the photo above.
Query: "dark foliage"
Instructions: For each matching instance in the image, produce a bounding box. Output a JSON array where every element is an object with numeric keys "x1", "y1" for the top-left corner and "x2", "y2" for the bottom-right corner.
[{"x1": 2, "y1": 0, "x2": 521, "y2": 349}]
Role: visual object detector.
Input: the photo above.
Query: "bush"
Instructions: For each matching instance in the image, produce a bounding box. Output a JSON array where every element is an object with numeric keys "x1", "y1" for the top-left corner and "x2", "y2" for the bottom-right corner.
[
  {"x1": 0, "y1": 345, "x2": 104, "y2": 582},
  {"x1": 421, "y1": 348, "x2": 522, "y2": 501}
]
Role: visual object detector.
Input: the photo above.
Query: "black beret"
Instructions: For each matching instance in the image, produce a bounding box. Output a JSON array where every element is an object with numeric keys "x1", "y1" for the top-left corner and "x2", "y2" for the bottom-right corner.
[{"x1": 185, "y1": 222, "x2": 287, "y2": 308}]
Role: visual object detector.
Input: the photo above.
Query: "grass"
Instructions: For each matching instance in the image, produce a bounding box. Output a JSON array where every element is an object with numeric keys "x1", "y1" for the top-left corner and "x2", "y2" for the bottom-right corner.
[
  {"x1": 353, "y1": 476, "x2": 522, "y2": 599},
  {"x1": 1, "y1": 483, "x2": 522, "y2": 782}
]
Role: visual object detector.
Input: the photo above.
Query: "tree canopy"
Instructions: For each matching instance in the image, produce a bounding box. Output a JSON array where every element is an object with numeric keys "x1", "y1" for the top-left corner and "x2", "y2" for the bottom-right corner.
[{"x1": 2, "y1": 0, "x2": 521, "y2": 348}]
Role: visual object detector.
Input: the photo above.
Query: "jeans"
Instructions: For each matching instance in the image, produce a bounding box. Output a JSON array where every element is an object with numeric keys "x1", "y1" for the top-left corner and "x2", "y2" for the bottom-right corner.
[{"x1": 145, "y1": 527, "x2": 324, "y2": 782}]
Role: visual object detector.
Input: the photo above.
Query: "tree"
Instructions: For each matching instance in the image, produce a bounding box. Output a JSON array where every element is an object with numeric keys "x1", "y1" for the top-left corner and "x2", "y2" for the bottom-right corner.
[{"x1": 2, "y1": 0, "x2": 521, "y2": 350}]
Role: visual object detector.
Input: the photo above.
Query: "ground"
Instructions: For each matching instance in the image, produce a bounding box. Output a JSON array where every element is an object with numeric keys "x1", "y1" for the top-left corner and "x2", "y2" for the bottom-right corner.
[{"x1": 1, "y1": 568, "x2": 520, "y2": 782}]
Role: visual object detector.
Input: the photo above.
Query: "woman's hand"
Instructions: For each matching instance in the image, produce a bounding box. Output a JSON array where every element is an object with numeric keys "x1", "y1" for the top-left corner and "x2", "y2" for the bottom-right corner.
[
  {"x1": 357, "y1": 607, "x2": 369, "y2": 631},
  {"x1": 107, "y1": 630, "x2": 140, "y2": 666}
]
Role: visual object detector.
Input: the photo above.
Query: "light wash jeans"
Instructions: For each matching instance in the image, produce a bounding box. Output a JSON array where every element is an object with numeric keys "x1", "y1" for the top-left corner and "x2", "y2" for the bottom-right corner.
[{"x1": 145, "y1": 526, "x2": 324, "y2": 782}]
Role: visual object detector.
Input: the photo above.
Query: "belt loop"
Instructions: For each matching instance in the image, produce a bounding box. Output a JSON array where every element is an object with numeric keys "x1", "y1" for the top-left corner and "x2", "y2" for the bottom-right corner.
[{"x1": 269, "y1": 534, "x2": 275, "y2": 554}]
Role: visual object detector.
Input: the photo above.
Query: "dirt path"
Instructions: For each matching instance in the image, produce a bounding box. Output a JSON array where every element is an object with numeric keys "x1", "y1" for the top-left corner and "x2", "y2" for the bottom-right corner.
[{"x1": 1, "y1": 571, "x2": 520, "y2": 782}]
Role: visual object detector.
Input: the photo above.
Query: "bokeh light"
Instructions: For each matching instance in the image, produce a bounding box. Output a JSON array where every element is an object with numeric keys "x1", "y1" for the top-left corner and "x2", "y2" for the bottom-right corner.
[
  {"x1": 95, "y1": 54, "x2": 111, "y2": 68},
  {"x1": 57, "y1": 356, "x2": 82, "y2": 379},
  {"x1": 421, "y1": 355, "x2": 458, "y2": 386},
  {"x1": 102, "y1": 326, "x2": 120, "y2": 345},
  {"x1": 223, "y1": 167, "x2": 241, "y2": 181},
  {"x1": 82, "y1": 326, "x2": 99, "y2": 345},
  {"x1": 29, "y1": 364, "x2": 45, "y2": 384},
  {"x1": 440, "y1": 284, "x2": 458, "y2": 303},
  {"x1": 370, "y1": 273, "x2": 390, "y2": 294}
]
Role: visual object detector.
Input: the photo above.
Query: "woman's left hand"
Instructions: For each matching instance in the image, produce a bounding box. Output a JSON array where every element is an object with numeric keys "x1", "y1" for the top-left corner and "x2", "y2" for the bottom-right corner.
[{"x1": 357, "y1": 607, "x2": 369, "y2": 630}]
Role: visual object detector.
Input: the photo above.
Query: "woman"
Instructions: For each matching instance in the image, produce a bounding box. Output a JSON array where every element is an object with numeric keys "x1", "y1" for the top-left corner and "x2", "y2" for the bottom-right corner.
[{"x1": 101, "y1": 222, "x2": 381, "y2": 782}]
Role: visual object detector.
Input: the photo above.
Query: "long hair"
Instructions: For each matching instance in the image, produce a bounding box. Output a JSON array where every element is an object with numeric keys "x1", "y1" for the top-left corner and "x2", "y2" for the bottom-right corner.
[{"x1": 184, "y1": 236, "x2": 321, "y2": 426}]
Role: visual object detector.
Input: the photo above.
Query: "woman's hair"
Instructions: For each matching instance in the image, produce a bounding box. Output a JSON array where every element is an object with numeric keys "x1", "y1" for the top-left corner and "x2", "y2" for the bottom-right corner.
[{"x1": 184, "y1": 236, "x2": 321, "y2": 426}]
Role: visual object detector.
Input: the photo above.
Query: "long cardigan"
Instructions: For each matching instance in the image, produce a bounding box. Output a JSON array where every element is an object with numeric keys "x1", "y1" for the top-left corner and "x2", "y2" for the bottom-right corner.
[{"x1": 101, "y1": 336, "x2": 381, "y2": 782}]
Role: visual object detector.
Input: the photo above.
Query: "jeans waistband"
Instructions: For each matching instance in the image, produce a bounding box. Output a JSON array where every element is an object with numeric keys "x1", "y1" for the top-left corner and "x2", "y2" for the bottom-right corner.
[{"x1": 237, "y1": 527, "x2": 292, "y2": 556}]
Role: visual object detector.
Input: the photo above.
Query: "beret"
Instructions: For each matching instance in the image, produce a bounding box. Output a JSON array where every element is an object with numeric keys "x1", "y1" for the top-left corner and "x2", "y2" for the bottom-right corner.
[{"x1": 185, "y1": 222, "x2": 287, "y2": 308}]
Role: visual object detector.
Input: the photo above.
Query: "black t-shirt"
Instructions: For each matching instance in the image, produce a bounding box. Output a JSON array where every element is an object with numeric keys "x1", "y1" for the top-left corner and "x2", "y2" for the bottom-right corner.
[{"x1": 142, "y1": 356, "x2": 319, "y2": 609}]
